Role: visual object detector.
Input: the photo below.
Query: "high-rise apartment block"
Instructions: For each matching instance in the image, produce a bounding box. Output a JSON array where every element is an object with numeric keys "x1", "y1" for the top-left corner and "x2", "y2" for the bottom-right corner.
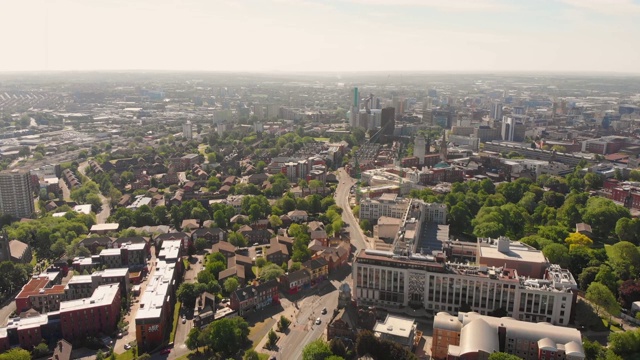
[
  {"x1": 182, "y1": 120, "x2": 193, "y2": 140},
  {"x1": 0, "y1": 169, "x2": 34, "y2": 219},
  {"x1": 414, "y1": 136, "x2": 426, "y2": 165}
]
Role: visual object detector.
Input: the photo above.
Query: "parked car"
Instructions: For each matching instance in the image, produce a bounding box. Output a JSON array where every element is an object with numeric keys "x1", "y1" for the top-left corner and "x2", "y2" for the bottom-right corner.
[
  {"x1": 124, "y1": 344, "x2": 132, "y2": 350},
  {"x1": 160, "y1": 348, "x2": 171, "y2": 354},
  {"x1": 315, "y1": 318, "x2": 321, "y2": 325},
  {"x1": 321, "y1": 308, "x2": 327, "y2": 315}
]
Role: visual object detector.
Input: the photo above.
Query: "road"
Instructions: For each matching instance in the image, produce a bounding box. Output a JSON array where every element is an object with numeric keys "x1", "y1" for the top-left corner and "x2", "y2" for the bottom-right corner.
[
  {"x1": 168, "y1": 254, "x2": 206, "y2": 360},
  {"x1": 114, "y1": 248, "x2": 158, "y2": 354},
  {"x1": 77, "y1": 161, "x2": 111, "y2": 223},
  {"x1": 336, "y1": 168, "x2": 370, "y2": 251},
  {"x1": 260, "y1": 278, "x2": 341, "y2": 360}
]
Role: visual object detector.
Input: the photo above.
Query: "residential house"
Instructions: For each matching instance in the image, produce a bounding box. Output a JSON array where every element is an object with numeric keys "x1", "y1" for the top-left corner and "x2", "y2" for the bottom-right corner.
[
  {"x1": 155, "y1": 232, "x2": 190, "y2": 253},
  {"x1": 247, "y1": 173, "x2": 268, "y2": 185},
  {"x1": 287, "y1": 210, "x2": 308, "y2": 222},
  {"x1": 191, "y1": 227, "x2": 226, "y2": 245},
  {"x1": 229, "y1": 280, "x2": 279, "y2": 316},
  {"x1": 266, "y1": 239, "x2": 289, "y2": 266},
  {"x1": 238, "y1": 225, "x2": 273, "y2": 245},
  {"x1": 576, "y1": 223, "x2": 593, "y2": 238},
  {"x1": 316, "y1": 243, "x2": 350, "y2": 272},
  {"x1": 279, "y1": 269, "x2": 311, "y2": 294},
  {"x1": 79, "y1": 237, "x2": 114, "y2": 254},
  {"x1": 212, "y1": 241, "x2": 236, "y2": 258},
  {"x1": 302, "y1": 258, "x2": 328, "y2": 285}
]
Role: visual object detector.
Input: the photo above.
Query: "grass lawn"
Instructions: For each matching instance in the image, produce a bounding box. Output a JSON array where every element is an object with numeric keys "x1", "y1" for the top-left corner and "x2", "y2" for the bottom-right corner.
[
  {"x1": 602, "y1": 317, "x2": 624, "y2": 332},
  {"x1": 169, "y1": 301, "x2": 182, "y2": 343},
  {"x1": 115, "y1": 349, "x2": 135, "y2": 360},
  {"x1": 252, "y1": 266, "x2": 260, "y2": 277},
  {"x1": 183, "y1": 258, "x2": 191, "y2": 271}
]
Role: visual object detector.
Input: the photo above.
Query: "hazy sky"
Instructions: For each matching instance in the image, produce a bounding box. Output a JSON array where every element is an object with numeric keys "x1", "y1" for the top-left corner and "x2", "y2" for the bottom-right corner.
[{"x1": 2, "y1": 0, "x2": 640, "y2": 73}]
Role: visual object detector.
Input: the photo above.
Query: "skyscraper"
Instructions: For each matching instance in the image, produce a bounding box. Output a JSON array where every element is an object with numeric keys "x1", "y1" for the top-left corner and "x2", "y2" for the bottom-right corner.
[
  {"x1": 0, "y1": 170, "x2": 34, "y2": 219},
  {"x1": 350, "y1": 87, "x2": 360, "y2": 127},
  {"x1": 381, "y1": 107, "x2": 395, "y2": 136},
  {"x1": 491, "y1": 102, "x2": 503, "y2": 120},
  {"x1": 182, "y1": 120, "x2": 193, "y2": 140},
  {"x1": 414, "y1": 136, "x2": 426, "y2": 165},
  {"x1": 501, "y1": 116, "x2": 515, "y2": 141}
]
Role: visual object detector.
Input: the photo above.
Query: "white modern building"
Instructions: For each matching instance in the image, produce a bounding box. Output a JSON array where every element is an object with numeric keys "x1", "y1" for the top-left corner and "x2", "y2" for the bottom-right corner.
[
  {"x1": 353, "y1": 249, "x2": 577, "y2": 326},
  {"x1": 414, "y1": 136, "x2": 426, "y2": 165},
  {"x1": 182, "y1": 120, "x2": 193, "y2": 140}
]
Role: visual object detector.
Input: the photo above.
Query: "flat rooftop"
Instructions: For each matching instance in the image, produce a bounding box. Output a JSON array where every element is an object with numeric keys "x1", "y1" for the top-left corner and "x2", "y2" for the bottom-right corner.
[
  {"x1": 373, "y1": 314, "x2": 415, "y2": 339},
  {"x1": 91, "y1": 223, "x2": 120, "y2": 231},
  {"x1": 478, "y1": 239, "x2": 547, "y2": 264},
  {"x1": 100, "y1": 248, "x2": 122, "y2": 256},
  {"x1": 60, "y1": 283, "x2": 119, "y2": 312},
  {"x1": 135, "y1": 260, "x2": 176, "y2": 321}
]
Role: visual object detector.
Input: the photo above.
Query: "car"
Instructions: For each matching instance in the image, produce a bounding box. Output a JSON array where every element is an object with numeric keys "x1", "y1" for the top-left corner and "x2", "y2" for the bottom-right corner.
[
  {"x1": 124, "y1": 344, "x2": 132, "y2": 350},
  {"x1": 315, "y1": 318, "x2": 321, "y2": 325},
  {"x1": 160, "y1": 348, "x2": 171, "y2": 354},
  {"x1": 182, "y1": 318, "x2": 187, "y2": 324},
  {"x1": 321, "y1": 308, "x2": 327, "y2": 315}
]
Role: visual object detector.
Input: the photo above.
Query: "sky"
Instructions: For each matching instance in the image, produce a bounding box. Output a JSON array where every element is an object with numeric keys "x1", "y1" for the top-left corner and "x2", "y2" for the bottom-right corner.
[{"x1": 1, "y1": 0, "x2": 640, "y2": 73}]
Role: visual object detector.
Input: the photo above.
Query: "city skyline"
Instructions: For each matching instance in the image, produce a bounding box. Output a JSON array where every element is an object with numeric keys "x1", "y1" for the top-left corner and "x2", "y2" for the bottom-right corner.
[{"x1": 2, "y1": 0, "x2": 640, "y2": 74}]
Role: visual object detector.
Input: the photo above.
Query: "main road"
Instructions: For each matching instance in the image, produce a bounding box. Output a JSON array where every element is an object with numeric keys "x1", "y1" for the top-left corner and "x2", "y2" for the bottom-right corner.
[{"x1": 336, "y1": 168, "x2": 371, "y2": 251}]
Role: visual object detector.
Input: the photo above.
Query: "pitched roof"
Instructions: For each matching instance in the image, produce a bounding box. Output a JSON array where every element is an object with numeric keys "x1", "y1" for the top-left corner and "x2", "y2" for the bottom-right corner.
[
  {"x1": 213, "y1": 241, "x2": 235, "y2": 253},
  {"x1": 285, "y1": 269, "x2": 311, "y2": 282},
  {"x1": 52, "y1": 339, "x2": 73, "y2": 360},
  {"x1": 9, "y1": 240, "x2": 29, "y2": 259},
  {"x1": 303, "y1": 257, "x2": 328, "y2": 270}
]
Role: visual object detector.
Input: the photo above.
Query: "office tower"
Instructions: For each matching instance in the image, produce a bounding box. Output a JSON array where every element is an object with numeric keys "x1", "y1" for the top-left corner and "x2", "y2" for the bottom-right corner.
[
  {"x1": 414, "y1": 136, "x2": 426, "y2": 165},
  {"x1": 501, "y1": 116, "x2": 515, "y2": 141},
  {"x1": 182, "y1": 120, "x2": 193, "y2": 140},
  {"x1": 513, "y1": 106, "x2": 525, "y2": 115},
  {"x1": 254, "y1": 121, "x2": 264, "y2": 133},
  {"x1": 381, "y1": 107, "x2": 395, "y2": 136},
  {"x1": 350, "y1": 87, "x2": 359, "y2": 127},
  {"x1": 491, "y1": 102, "x2": 503, "y2": 120},
  {"x1": 0, "y1": 169, "x2": 34, "y2": 219}
]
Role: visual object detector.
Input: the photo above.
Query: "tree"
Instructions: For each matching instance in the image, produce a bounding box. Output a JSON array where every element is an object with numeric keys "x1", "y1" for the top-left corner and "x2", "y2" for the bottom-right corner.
[
  {"x1": 96, "y1": 350, "x2": 105, "y2": 360},
  {"x1": 269, "y1": 214, "x2": 283, "y2": 228},
  {"x1": 356, "y1": 331, "x2": 380, "y2": 358},
  {"x1": 564, "y1": 232, "x2": 593, "y2": 250},
  {"x1": 302, "y1": 339, "x2": 332, "y2": 360},
  {"x1": 177, "y1": 283, "x2": 200, "y2": 308},
  {"x1": 261, "y1": 263, "x2": 285, "y2": 281},
  {"x1": 329, "y1": 338, "x2": 347, "y2": 358},
  {"x1": 278, "y1": 315, "x2": 291, "y2": 332},
  {"x1": 0, "y1": 348, "x2": 31, "y2": 360},
  {"x1": 32, "y1": 342, "x2": 50, "y2": 358},
  {"x1": 205, "y1": 317, "x2": 250, "y2": 358},
  {"x1": 488, "y1": 353, "x2": 521, "y2": 360},
  {"x1": 244, "y1": 350, "x2": 260, "y2": 360},
  {"x1": 586, "y1": 282, "x2": 621, "y2": 318},
  {"x1": 578, "y1": 266, "x2": 600, "y2": 291},
  {"x1": 186, "y1": 327, "x2": 202, "y2": 351},
  {"x1": 228, "y1": 232, "x2": 247, "y2": 247},
  {"x1": 267, "y1": 329, "x2": 279, "y2": 349},
  {"x1": 615, "y1": 217, "x2": 640, "y2": 245},
  {"x1": 195, "y1": 237, "x2": 209, "y2": 252},
  {"x1": 224, "y1": 277, "x2": 239, "y2": 294},
  {"x1": 607, "y1": 241, "x2": 640, "y2": 280},
  {"x1": 618, "y1": 279, "x2": 640, "y2": 309},
  {"x1": 542, "y1": 243, "x2": 569, "y2": 268},
  {"x1": 256, "y1": 257, "x2": 267, "y2": 268},
  {"x1": 582, "y1": 197, "x2": 631, "y2": 240}
]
